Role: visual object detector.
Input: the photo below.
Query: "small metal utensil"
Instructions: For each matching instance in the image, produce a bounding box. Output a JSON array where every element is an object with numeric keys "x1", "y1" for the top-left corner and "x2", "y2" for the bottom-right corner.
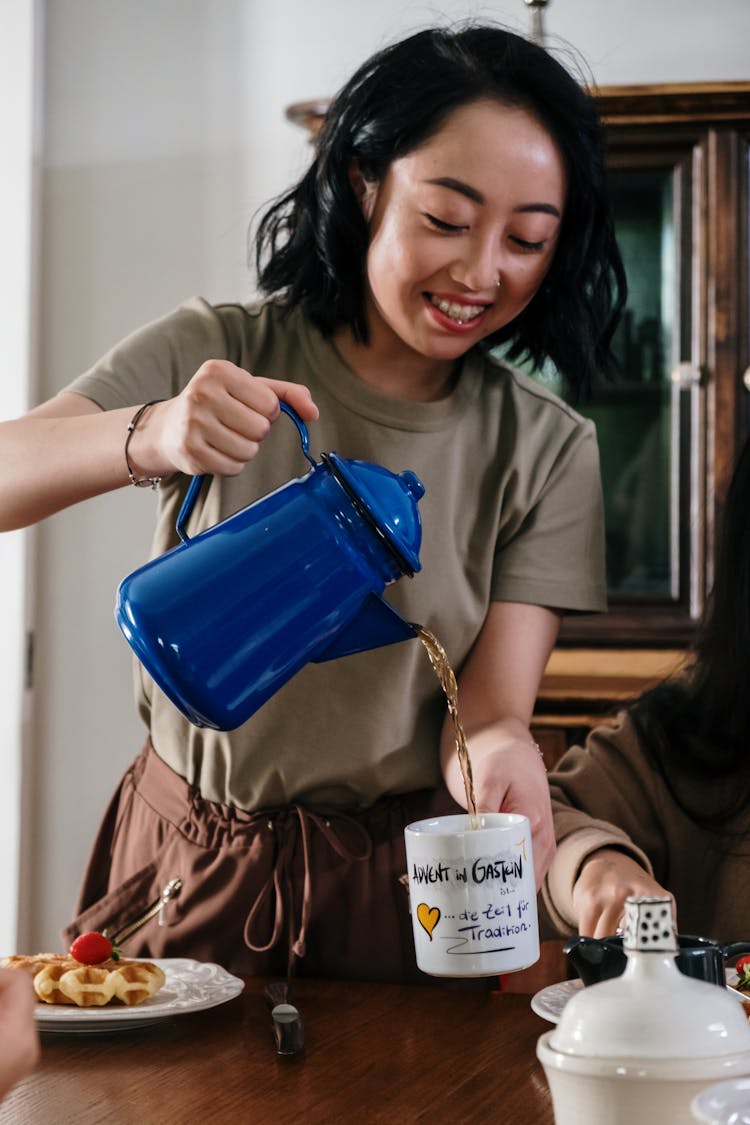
[
  {"x1": 264, "y1": 981, "x2": 305, "y2": 1056},
  {"x1": 109, "y1": 877, "x2": 183, "y2": 946}
]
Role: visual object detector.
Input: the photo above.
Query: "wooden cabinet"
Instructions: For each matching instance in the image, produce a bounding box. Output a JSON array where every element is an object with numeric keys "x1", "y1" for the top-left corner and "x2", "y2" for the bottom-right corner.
[
  {"x1": 559, "y1": 82, "x2": 750, "y2": 648},
  {"x1": 535, "y1": 83, "x2": 750, "y2": 767}
]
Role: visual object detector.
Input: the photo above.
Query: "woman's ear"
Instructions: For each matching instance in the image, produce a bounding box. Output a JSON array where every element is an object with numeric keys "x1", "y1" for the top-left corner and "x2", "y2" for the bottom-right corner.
[{"x1": 348, "y1": 159, "x2": 378, "y2": 220}]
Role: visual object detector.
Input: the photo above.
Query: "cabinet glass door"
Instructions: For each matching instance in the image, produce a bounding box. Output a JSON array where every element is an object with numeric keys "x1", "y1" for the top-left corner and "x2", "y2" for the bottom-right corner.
[
  {"x1": 592, "y1": 168, "x2": 675, "y2": 600},
  {"x1": 518, "y1": 143, "x2": 702, "y2": 644}
]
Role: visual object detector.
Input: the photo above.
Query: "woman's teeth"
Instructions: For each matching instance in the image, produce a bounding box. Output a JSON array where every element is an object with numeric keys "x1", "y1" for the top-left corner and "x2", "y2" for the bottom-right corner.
[{"x1": 429, "y1": 296, "x2": 485, "y2": 324}]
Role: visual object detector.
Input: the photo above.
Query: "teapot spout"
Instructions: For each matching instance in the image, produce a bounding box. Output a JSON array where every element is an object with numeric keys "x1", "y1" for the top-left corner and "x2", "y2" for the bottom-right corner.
[
  {"x1": 563, "y1": 934, "x2": 627, "y2": 986},
  {"x1": 563, "y1": 935, "x2": 604, "y2": 972},
  {"x1": 313, "y1": 594, "x2": 417, "y2": 662}
]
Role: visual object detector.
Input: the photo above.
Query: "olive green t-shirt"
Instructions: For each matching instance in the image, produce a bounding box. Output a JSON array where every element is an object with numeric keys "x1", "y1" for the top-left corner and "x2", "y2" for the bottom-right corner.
[{"x1": 66, "y1": 297, "x2": 606, "y2": 810}]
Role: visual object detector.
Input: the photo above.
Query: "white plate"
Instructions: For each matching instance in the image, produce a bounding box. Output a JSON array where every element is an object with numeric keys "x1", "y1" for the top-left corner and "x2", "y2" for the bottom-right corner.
[
  {"x1": 33, "y1": 958, "x2": 244, "y2": 1034},
  {"x1": 531, "y1": 970, "x2": 745, "y2": 1026},
  {"x1": 691, "y1": 1077, "x2": 750, "y2": 1123},
  {"x1": 530, "y1": 978, "x2": 583, "y2": 1023}
]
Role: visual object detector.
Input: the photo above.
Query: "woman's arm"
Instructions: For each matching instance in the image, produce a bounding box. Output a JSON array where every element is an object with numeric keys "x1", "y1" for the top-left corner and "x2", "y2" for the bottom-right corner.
[
  {"x1": 0, "y1": 363, "x2": 318, "y2": 531},
  {"x1": 572, "y1": 849, "x2": 674, "y2": 937},
  {"x1": 539, "y1": 714, "x2": 671, "y2": 936},
  {"x1": 440, "y1": 600, "x2": 560, "y2": 887}
]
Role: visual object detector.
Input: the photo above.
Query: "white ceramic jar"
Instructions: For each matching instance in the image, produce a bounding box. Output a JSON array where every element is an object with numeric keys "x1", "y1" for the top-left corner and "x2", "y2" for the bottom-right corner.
[
  {"x1": 691, "y1": 1076, "x2": 750, "y2": 1123},
  {"x1": 537, "y1": 896, "x2": 750, "y2": 1125}
]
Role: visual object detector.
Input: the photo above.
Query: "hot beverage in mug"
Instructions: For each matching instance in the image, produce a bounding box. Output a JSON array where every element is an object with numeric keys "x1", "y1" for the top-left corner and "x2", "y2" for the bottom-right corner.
[{"x1": 405, "y1": 629, "x2": 539, "y2": 978}]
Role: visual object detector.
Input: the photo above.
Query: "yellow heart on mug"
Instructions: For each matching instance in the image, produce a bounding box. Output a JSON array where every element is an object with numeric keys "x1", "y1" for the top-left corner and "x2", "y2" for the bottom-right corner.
[{"x1": 416, "y1": 903, "x2": 441, "y2": 940}]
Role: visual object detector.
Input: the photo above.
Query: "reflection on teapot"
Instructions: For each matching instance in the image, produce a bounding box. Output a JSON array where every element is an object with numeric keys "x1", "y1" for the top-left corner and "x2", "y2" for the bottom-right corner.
[
  {"x1": 115, "y1": 403, "x2": 425, "y2": 731},
  {"x1": 564, "y1": 932, "x2": 750, "y2": 988}
]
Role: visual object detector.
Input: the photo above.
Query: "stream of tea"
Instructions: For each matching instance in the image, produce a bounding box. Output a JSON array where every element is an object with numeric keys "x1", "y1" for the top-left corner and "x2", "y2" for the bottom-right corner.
[{"x1": 416, "y1": 625, "x2": 480, "y2": 830}]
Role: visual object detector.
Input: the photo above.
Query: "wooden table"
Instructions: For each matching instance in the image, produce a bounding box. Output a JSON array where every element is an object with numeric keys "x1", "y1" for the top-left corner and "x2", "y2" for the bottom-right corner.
[{"x1": 1, "y1": 967, "x2": 559, "y2": 1124}]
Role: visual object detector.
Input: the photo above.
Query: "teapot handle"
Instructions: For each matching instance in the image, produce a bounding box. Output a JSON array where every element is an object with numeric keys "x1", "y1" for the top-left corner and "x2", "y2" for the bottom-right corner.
[
  {"x1": 175, "y1": 402, "x2": 315, "y2": 543},
  {"x1": 721, "y1": 940, "x2": 750, "y2": 964}
]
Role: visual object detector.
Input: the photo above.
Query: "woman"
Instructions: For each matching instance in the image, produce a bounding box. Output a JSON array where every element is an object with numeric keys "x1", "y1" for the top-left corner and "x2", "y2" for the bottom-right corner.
[
  {"x1": 1, "y1": 25, "x2": 625, "y2": 981},
  {"x1": 541, "y1": 433, "x2": 750, "y2": 944}
]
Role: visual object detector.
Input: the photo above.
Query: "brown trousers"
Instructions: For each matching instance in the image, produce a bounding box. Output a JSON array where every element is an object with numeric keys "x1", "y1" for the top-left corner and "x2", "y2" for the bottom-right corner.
[{"x1": 62, "y1": 741, "x2": 466, "y2": 984}]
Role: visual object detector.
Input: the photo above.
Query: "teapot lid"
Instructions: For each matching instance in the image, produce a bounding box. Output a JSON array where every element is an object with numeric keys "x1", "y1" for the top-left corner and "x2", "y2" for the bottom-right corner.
[
  {"x1": 550, "y1": 896, "x2": 750, "y2": 1060},
  {"x1": 325, "y1": 453, "x2": 424, "y2": 575}
]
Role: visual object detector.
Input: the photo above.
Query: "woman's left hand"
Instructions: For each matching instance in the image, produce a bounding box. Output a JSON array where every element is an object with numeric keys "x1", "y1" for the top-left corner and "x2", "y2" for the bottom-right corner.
[
  {"x1": 446, "y1": 725, "x2": 554, "y2": 888},
  {"x1": 438, "y1": 601, "x2": 560, "y2": 889}
]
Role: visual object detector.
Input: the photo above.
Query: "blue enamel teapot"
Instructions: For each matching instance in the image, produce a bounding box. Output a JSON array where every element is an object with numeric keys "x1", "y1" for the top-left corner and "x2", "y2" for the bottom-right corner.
[{"x1": 115, "y1": 403, "x2": 425, "y2": 731}]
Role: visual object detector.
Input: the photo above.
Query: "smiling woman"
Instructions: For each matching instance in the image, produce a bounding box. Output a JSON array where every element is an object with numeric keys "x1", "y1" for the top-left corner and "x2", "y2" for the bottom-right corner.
[
  {"x1": 258, "y1": 24, "x2": 626, "y2": 404},
  {"x1": 339, "y1": 99, "x2": 566, "y2": 394},
  {"x1": 0, "y1": 23, "x2": 625, "y2": 985}
]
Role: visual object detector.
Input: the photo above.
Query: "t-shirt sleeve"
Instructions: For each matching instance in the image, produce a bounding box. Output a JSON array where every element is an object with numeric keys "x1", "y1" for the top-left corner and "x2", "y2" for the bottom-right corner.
[
  {"x1": 491, "y1": 417, "x2": 607, "y2": 612},
  {"x1": 539, "y1": 712, "x2": 662, "y2": 935},
  {"x1": 62, "y1": 297, "x2": 233, "y2": 409}
]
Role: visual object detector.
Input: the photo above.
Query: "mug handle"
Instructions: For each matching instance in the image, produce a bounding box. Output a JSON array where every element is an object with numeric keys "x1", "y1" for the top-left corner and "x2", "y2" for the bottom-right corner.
[{"x1": 175, "y1": 401, "x2": 316, "y2": 543}]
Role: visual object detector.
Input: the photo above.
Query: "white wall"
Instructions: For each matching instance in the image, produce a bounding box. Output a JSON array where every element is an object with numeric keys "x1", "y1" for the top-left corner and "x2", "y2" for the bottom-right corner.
[
  {"x1": 0, "y1": 0, "x2": 39, "y2": 955},
  {"x1": 18, "y1": 0, "x2": 750, "y2": 950}
]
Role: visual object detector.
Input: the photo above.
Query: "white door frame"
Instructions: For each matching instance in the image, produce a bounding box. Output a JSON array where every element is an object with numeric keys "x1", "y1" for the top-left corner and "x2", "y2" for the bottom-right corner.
[{"x1": 0, "y1": 0, "x2": 42, "y2": 952}]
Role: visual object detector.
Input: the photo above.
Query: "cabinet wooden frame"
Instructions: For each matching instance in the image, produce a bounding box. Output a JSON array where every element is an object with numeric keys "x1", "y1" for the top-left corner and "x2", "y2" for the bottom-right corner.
[{"x1": 560, "y1": 82, "x2": 750, "y2": 648}]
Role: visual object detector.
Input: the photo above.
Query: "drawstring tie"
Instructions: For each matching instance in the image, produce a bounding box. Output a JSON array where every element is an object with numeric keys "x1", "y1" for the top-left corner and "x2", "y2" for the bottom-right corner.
[{"x1": 243, "y1": 806, "x2": 372, "y2": 975}]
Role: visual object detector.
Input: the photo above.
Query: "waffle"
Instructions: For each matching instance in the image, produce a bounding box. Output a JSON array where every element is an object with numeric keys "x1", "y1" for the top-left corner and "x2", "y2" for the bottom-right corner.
[
  {"x1": 2, "y1": 954, "x2": 166, "y2": 1008},
  {"x1": 111, "y1": 960, "x2": 166, "y2": 1006}
]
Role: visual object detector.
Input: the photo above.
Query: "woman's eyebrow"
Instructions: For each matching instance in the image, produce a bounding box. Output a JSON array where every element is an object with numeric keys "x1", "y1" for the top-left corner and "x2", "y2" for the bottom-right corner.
[
  {"x1": 425, "y1": 176, "x2": 561, "y2": 218},
  {"x1": 425, "y1": 176, "x2": 485, "y2": 204},
  {"x1": 517, "y1": 201, "x2": 561, "y2": 218}
]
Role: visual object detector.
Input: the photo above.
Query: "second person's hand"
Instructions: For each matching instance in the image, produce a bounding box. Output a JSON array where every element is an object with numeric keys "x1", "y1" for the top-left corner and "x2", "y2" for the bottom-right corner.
[
  {"x1": 0, "y1": 968, "x2": 39, "y2": 1101},
  {"x1": 572, "y1": 848, "x2": 676, "y2": 938}
]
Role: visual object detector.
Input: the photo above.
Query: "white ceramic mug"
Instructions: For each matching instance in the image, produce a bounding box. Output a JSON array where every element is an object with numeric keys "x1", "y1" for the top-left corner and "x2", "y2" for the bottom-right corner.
[{"x1": 403, "y1": 812, "x2": 539, "y2": 977}]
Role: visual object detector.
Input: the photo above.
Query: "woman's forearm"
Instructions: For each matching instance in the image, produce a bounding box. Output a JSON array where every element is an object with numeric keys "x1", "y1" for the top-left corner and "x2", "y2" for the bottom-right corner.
[
  {"x1": 0, "y1": 368, "x2": 321, "y2": 532},
  {"x1": 0, "y1": 404, "x2": 142, "y2": 530}
]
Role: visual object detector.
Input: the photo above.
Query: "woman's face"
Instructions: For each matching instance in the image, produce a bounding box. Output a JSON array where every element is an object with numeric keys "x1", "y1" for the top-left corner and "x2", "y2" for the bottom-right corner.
[{"x1": 356, "y1": 98, "x2": 566, "y2": 367}]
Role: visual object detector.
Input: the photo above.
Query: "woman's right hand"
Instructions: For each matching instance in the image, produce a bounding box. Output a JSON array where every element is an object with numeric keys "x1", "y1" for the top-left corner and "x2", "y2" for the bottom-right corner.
[
  {"x1": 572, "y1": 848, "x2": 676, "y2": 938},
  {"x1": 133, "y1": 362, "x2": 319, "y2": 480},
  {"x1": 0, "y1": 363, "x2": 319, "y2": 531}
]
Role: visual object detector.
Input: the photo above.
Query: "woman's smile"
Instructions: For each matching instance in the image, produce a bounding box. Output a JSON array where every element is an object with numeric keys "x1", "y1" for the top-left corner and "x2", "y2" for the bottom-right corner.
[{"x1": 426, "y1": 293, "x2": 491, "y2": 328}]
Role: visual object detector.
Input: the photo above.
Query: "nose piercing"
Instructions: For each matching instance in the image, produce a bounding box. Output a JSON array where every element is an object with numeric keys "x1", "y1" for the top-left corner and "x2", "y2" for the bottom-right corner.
[{"x1": 496, "y1": 276, "x2": 501, "y2": 288}]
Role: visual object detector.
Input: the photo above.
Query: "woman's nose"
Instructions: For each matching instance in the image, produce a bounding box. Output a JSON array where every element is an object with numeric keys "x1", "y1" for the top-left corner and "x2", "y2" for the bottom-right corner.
[{"x1": 449, "y1": 237, "x2": 500, "y2": 292}]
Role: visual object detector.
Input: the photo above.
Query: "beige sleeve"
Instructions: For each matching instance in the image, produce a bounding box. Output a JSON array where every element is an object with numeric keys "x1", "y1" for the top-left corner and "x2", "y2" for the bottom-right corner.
[
  {"x1": 63, "y1": 296, "x2": 230, "y2": 410},
  {"x1": 491, "y1": 419, "x2": 607, "y2": 613},
  {"x1": 539, "y1": 713, "x2": 661, "y2": 937}
]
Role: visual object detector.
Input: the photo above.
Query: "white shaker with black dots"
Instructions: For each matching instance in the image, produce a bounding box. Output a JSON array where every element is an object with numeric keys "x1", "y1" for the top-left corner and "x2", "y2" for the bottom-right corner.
[
  {"x1": 537, "y1": 895, "x2": 750, "y2": 1125},
  {"x1": 623, "y1": 894, "x2": 677, "y2": 953}
]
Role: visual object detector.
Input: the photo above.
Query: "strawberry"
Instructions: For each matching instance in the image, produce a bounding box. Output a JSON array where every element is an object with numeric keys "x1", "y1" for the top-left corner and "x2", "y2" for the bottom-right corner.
[
  {"x1": 735, "y1": 955, "x2": 750, "y2": 992},
  {"x1": 70, "y1": 930, "x2": 121, "y2": 965}
]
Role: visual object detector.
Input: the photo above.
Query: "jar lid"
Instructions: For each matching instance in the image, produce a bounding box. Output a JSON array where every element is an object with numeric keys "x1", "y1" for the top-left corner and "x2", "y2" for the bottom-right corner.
[{"x1": 550, "y1": 896, "x2": 750, "y2": 1060}]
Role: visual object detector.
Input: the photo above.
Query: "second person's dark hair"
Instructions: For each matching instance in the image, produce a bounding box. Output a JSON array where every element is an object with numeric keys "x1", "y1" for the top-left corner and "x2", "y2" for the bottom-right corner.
[{"x1": 630, "y1": 434, "x2": 750, "y2": 828}]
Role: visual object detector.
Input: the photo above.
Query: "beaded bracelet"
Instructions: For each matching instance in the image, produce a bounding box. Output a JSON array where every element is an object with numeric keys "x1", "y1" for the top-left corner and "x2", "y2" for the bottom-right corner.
[
  {"x1": 124, "y1": 400, "x2": 164, "y2": 489},
  {"x1": 532, "y1": 740, "x2": 547, "y2": 771}
]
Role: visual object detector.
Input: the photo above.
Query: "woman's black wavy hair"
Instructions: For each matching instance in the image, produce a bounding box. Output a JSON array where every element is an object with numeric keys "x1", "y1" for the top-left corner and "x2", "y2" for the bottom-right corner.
[
  {"x1": 255, "y1": 23, "x2": 627, "y2": 401},
  {"x1": 629, "y1": 434, "x2": 750, "y2": 829}
]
